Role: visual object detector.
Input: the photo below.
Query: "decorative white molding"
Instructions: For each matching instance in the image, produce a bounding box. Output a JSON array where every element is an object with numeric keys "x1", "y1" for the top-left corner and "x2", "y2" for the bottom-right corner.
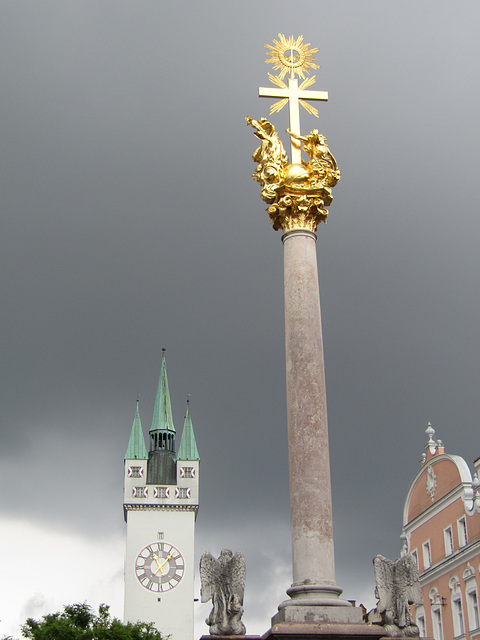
[
  {"x1": 449, "y1": 575, "x2": 461, "y2": 592},
  {"x1": 427, "y1": 467, "x2": 436, "y2": 501},
  {"x1": 429, "y1": 586, "x2": 440, "y2": 604},
  {"x1": 463, "y1": 563, "x2": 475, "y2": 581},
  {"x1": 425, "y1": 422, "x2": 437, "y2": 453},
  {"x1": 463, "y1": 473, "x2": 480, "y2": 515}
]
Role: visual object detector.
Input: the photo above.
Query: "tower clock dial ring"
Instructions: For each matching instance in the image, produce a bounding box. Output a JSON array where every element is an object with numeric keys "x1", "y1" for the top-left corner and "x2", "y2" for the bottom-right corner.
[{"x1": 135, "y1": 542, "x2": 185, "y2": 592}]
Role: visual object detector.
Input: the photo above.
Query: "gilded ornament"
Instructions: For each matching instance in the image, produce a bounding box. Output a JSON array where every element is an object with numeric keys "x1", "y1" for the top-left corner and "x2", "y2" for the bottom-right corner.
[
  {"x1": 246, "y1": 117, "x2": 340, "y2": 232},
  {"x1": 247, "y1": 35, "x2": 340, "y2": 233},
  {"x1": 265, "y1": 34, "x2": 319, "y2": 81}
]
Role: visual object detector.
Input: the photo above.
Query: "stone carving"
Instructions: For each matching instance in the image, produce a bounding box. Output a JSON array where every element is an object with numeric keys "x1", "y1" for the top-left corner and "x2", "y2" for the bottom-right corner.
[
  {"x1": 200, "y1": 549, "x2": 246, "y2": 636},
  {"x1": 370, "y1": 554, "x2": 423, "y2": 637},
  {"x1": 246, "y1": 116, "x2": 340, "y2": 233},
  {"x1": 426, "y1": 466, "x2": 436, "y2": 501}
]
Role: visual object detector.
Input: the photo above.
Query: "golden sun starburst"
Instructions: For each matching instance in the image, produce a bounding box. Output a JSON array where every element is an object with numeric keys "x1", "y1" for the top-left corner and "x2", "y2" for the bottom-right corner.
[{"x1": 265, "y1": 34, "x2": 319, "y2": 80}]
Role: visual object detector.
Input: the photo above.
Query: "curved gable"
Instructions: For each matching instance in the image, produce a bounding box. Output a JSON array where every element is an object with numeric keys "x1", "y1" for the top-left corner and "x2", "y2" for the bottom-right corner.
[{"x1": 404, "y1": 454, "x2": 472, "y2": 525}]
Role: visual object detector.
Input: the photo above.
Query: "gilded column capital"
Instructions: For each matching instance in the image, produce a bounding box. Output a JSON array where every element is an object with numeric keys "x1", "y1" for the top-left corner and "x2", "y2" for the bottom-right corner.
[{"x1": 246, "y1": 117, "x2": 340, "y2": 232}]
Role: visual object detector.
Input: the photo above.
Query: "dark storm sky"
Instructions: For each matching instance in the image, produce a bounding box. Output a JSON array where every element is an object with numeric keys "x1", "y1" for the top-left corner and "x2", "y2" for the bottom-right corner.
[{"x1": 1, "y1": 1, "x2": 480, "y2": 636}]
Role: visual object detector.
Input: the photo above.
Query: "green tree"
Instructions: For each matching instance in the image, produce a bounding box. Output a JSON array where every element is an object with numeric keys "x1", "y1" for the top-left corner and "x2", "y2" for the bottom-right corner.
[{"x1": 14, "y1": 603, "x2": 167, "y2": 640}]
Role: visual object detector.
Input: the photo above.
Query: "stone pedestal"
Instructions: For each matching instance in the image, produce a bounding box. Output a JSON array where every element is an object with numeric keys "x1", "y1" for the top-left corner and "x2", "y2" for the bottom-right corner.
[
  {"x1": 199, "y1": 624, "x2": 386, "y2": 640},
  {"x1": 262, "y1": 622, "x2": 387, "y2": 639},
  {"x1": 199, "y1": 637, "x2": 261, "y2": 640}
]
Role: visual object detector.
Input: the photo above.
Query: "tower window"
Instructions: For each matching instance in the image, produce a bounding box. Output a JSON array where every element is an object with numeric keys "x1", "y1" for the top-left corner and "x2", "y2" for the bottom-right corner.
[
  {"x1": 154, "y1": 487, "x2": 170, "y2": 498},
  {"x1": 175, "y1": 487, "x2": 190, "y2": 499},
  {"x1": 180, "y1": 467, "x2": 195, "y2": 479},
  {"x1": 128, "y1": 466, "x2": 143, "y2": 478},
  {"x1": 133, "y1": 486, "x2": 147, "y2": 498}
]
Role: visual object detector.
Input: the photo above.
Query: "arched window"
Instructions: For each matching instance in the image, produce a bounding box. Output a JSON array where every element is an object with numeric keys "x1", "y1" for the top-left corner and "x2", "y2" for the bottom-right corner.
[
  {"x1": 430, "y1": 588, "x2": 443, "y2": 640},
  {"x1": 415, "y1": 605, "x2": 426, "y2": 638},
  {"x1": 464, "y1": 565, "x2": 479, "y2": 632},
  {"x1": 449, "y1": 576, "x2": 465, "y2": 637}
]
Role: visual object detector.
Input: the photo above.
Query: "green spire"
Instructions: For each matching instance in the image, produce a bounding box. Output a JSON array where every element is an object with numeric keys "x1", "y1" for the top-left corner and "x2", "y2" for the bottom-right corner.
[
  {"x1": 177, "y1": 400, "x2": 200, "y2": 461},
  {"x1": 150, "y1": 350, "x2": 175, "y2": 434},
  {"x1": 125, "y1": 400, "x2": 148, "y2": 460}
]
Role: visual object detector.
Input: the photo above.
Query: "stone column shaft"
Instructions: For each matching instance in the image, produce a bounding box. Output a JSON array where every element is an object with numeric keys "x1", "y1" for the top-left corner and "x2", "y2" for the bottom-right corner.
[{"x1": 283, "y1": 229, "x2": 338, "y2": 598}]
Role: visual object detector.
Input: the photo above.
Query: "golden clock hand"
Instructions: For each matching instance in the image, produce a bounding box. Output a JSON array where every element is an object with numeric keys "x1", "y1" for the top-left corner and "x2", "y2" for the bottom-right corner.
[
  {"x1": 152, "y1": 553, "x2": 162, "y2": 575},
  {"x1": 157, "y1": 554, "x2": 172, "y2": 576}
]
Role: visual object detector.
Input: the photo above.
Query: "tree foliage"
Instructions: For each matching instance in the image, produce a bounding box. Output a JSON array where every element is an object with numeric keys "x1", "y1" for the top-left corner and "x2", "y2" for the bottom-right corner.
[{"x1": 11, "y1": 603, "x2": 167, "y2": 640}]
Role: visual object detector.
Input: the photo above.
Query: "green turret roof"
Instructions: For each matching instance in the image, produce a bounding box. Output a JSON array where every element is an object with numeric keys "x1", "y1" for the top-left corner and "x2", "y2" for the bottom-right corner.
[
  {"x1": 177, "y1": 400, "x2": 200, "y2": 461},
  {"x1": 125, "y1": 401, "x2": 148, "y2": 460},
  {"x1": 150, "y1": 351, "x2": 175, "y2": 434}
]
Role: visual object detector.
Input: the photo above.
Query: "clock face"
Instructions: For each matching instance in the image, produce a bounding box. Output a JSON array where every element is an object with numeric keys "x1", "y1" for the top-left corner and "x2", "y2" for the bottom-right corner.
[{"x1": 135, "y1": 542, "x2": 185, "y2": 592}]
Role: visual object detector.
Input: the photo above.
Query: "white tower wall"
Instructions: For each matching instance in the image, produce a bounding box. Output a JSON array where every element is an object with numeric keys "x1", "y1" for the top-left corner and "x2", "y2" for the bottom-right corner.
[{"x1": 124, "y1": 458, "x2": 199, "y2": 639}]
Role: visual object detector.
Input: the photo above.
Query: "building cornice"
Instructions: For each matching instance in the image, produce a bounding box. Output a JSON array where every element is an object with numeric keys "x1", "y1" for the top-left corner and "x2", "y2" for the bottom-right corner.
[
  {"x1": 123, "y1": 503, "x2": 198, "y2": 513},
  {"x1": 418, "y1": 539, "x2": 480, "y2": 585}
]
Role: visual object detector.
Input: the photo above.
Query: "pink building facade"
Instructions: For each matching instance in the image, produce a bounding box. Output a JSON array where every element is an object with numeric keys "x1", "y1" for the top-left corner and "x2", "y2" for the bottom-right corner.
[{"x1": 403, "y1": 424, "x2": 480, "y2": 640}]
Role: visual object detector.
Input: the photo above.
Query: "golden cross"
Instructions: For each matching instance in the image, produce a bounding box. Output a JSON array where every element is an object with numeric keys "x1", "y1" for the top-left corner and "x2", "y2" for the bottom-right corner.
[{"x1": 259, "y1": 79, "x2": 328, "y2": 164}]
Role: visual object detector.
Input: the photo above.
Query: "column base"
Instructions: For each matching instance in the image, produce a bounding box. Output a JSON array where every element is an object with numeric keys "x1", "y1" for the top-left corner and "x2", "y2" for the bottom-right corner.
[{"x1": 280, "y1": 583, "x2": 354, "y2": 610}]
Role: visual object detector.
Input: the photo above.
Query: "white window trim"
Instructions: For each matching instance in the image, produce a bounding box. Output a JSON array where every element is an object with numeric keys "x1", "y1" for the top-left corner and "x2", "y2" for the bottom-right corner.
[
  {"x1": 458, "y1": 516, "x2": 468, "y2": 547},
  {"x1": 465, "y1": 577, "x2": 480, "y2": 632},
  {"x1": 444, "y1": 525, "x2": 454, "y2": 556},
  {"x1": 430, "y1": 587, "x2": 443, "y2": 640},
  {"x1": 450, "y1": 576, "x2": 465, "y2": 638},
  {"x1": 423, "y1": 540, "x2": 432, "y2": 569},
  {"x1": 415, "y1": 605, "x2": 426, "y2": 638},
  {"x1": 431, "y1": 606, "x2": 443, "y2": 640},
  {"x1": 411, "y1": 548, "x2": 418, "y2": 568}
]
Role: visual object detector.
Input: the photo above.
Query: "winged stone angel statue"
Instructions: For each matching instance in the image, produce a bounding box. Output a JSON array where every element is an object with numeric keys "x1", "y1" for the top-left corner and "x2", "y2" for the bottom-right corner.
[
  {"x1": 372, "y1": 554, "x2": 423, "y2": 637},
  {"x1": 200, "y1": 549, "x2": 246, "y2": 636}
]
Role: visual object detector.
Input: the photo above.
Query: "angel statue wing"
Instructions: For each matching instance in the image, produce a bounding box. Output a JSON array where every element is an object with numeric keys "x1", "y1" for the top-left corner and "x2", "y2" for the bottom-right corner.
[
  {"x1": 373, "y1": 554, "x2": 396, "y2": 616},
  {"x1": 397, "y1": 555, "x2": 422, "y2": 607},
  {"x1": 199, "y1": 551, "x2": 218, "y2": 603},
  {"x1": 227, "y1": 551, "x2": 246, "y2": 604},
  {"x1": 395, "y1": 554, "x2": 422, "y2": 628}
]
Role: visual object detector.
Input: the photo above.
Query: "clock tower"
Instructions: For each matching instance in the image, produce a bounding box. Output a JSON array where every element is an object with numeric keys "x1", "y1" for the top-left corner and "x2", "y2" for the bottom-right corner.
[{"x1": 123, "y1": 351, "x2": 200, "y2": 639}]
